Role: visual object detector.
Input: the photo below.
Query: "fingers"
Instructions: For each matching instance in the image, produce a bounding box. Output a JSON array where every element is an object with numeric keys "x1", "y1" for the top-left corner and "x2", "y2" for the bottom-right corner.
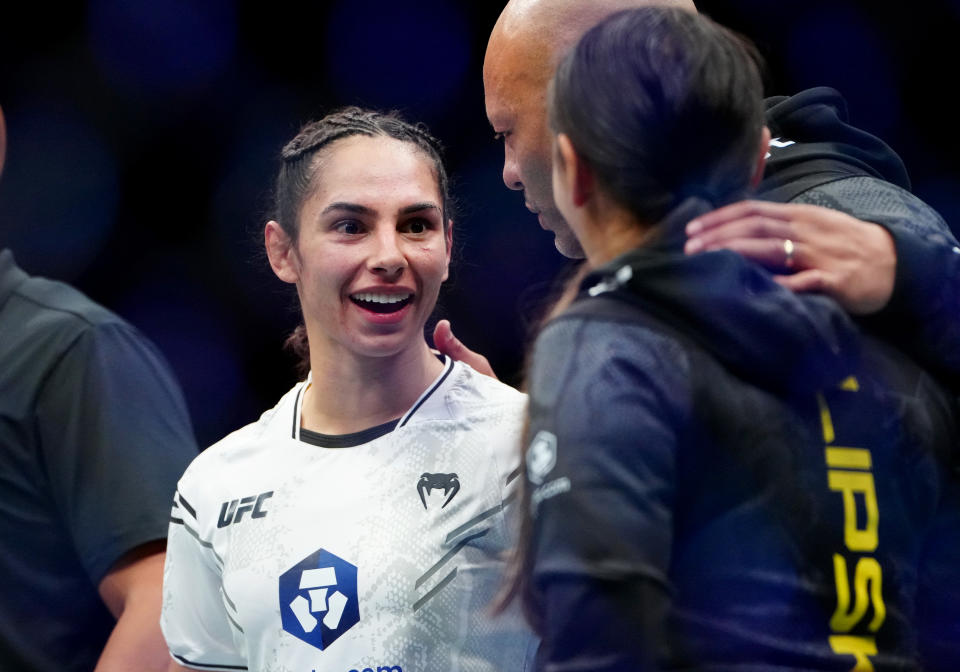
[
  {"x1": 688, "y1": 200, "x2": 896, "y2": 315},
  {"x1": 685, "y1": 214, "x2": 795, "y2": 255},
  {"x1": 773, "y1": 269, "x2": 832, "y2": 295},
  {"x1": 774, "y1": 269, "x2": 873, "y2": 314},
  {"x1": 431, "y1": 319, "x2": 498, "y2": 379},
  {"x1": 700, "y1": 237, "x2": 801, "y2": 270},
  {"x1": 432, "y1": 319, "x2": 454, "y2": 351},
  {"x1": 685, "y1": 200, "x2": 819, "y2": 272},
  {"x1": 686, "y1": 200, "x2": 801, "y2": 236}
]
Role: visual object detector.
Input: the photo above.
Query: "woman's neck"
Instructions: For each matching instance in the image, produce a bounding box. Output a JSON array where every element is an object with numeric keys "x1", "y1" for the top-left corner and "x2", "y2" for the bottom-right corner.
[
  {"x1": 581, "y1": 203, "x2": 652, "y2": 267},
  {"x1": 300, "y1": 339, "x2": 444, "y2": 436}
]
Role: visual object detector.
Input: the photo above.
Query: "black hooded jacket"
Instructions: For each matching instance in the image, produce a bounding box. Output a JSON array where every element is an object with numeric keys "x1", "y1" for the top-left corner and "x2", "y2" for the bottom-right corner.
[
  {"x1": 758, "y1": 87, "x2": 960, "y2": 388},
  {"x1": 523, "y1": 198, "x2": 960, "y2": 671}
]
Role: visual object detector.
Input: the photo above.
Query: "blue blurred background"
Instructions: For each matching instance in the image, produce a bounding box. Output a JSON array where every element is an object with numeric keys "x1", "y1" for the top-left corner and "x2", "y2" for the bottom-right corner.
[{"x1": 1, "y1": 0, "x2": 958, "y2": 447}]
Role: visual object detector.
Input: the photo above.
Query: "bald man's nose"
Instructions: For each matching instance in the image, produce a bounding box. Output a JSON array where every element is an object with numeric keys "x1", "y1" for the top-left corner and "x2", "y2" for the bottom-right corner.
[{"x1": 502, "y1": 151, "x2": 522, "y2": 191}]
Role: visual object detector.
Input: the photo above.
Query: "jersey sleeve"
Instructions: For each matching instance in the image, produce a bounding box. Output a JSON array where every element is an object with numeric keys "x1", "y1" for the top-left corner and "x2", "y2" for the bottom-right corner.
[
  {"x1": 790, "y1": 176, "x2": 960, "y2": 388},
  {"x1": 523, "y1": 317, "x2": 689, "y2": 671},
  {"x1": 162, "y1": 480, "x2": 247, "y2": 671},
  {"x1": 34, "y1": 319, "x2": 198, "y2": 585}
]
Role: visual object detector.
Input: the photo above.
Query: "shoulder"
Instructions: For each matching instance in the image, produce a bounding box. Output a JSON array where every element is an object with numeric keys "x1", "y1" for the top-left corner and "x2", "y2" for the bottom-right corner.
[
  {"x1": 424, "y1": 359, "x2": 528, "y2": 428},
  {"x1": 529, "y1": 300, "x2": 692, "y2": 435},
  {"x1": 449, "y1": 359, "x2": 527, "y2": 407},
  {"x1": 1, "y1": 271, "x2": 146, "y2": 369},
  {"x1": 181, "y1": 382, "x2": 305, "y2": 490},
  {"x1": 0, "y1": 272, "x2": 196, "y2": 436},
  {"x1": 525, "y1": 302, "x2": 691, "y2": 513},
  {"x1": 533, "y1": 299, "x2": 691, "y2": 388},
  {"x1": 432, "y1": 361, "x2": 528, "y2": 481},
  {"x1": 9, "y1": 272, "x2": 126, "y2": 334},
  {"x1": 1, "y1": 271, "x2": 186, "y2": 397},
  {"x1": 791, "y1": 175, "x2": 955, "y2": 242}
]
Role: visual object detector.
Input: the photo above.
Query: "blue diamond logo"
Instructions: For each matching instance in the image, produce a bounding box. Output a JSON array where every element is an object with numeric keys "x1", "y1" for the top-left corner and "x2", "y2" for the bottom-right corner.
[{"x1": 279, "y1": 548, "x2": 360, "y2": 650}]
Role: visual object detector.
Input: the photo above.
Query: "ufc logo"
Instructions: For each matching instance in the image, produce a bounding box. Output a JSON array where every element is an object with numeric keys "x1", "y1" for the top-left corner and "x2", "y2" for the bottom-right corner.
[{"x1": 218, "y1": 491, "x2": 274, "y2": 528}]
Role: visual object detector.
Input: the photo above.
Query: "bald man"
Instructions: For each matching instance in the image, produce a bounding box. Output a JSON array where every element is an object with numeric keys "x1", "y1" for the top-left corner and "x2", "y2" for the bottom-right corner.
[
  {"x1": 436, "y1": 0, "x2": 960, "y2": 387},
  {"x1": 1, "y1": 102, "x2": 198, "y2": 671}
]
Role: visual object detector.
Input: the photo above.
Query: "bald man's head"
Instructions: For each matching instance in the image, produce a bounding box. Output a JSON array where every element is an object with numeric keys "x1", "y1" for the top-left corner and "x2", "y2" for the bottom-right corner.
[{"x1": 483, "y1": 0, "x2": 697, "y2": 257}]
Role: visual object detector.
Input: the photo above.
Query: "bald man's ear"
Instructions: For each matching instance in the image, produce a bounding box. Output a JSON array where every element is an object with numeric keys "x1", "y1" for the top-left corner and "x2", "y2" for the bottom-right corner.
[
  {"x1": 751, "y1": 126, "x2": 772, "y2": 188},
  {"x1": 556, "y1": 133, "x2": 594, "y2": 207}
]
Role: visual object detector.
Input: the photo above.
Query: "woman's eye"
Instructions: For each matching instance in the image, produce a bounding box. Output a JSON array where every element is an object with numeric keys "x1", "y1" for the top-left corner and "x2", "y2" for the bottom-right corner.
[
  {"x1": 334, "y1": 220, "x2": 362, "y2": 235},
  {"x1": 402, "y1": 218, "x2": 431, "y2": 235}
]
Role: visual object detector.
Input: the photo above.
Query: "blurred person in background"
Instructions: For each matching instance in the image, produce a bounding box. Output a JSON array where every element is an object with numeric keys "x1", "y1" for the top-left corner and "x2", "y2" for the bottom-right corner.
[
  {"x1": 435, "y1": 0, "x2": 960, "y2": 391},
  {"x1": 0, "y1": 102, "x2": 199, "y2": 671},
  {"x1": 161, "y1": 107, "x2": 537, "y2": 672},
  {"x1": 507, "y1": 8, "x2": 960, "y2": 670}
]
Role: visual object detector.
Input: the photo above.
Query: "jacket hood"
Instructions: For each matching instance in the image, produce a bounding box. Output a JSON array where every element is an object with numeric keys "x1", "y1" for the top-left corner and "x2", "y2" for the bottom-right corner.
[
  {"x1": 759, "y1": 87, "x2": 910, "y2": 203},
  {"x1": 581, "y1": 198, "x2": 861, "y2": 394}
]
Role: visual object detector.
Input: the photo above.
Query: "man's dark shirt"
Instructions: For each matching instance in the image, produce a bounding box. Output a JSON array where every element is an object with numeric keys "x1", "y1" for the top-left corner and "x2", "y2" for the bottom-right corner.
[{"x1": 0, "y1": 249, "x2": 197, "y2": 671}]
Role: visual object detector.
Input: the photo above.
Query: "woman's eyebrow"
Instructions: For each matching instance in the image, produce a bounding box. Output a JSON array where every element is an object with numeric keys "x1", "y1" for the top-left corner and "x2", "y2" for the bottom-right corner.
[
  {"x1": 319, "y1": 202, "x2": 440, "y2": 216},
  {"x1": 320, "y1": 202, "x2": 372, "y2": 216},
  {"x1": 399, "y1": 203, "x2": 441, "y2": 215}
]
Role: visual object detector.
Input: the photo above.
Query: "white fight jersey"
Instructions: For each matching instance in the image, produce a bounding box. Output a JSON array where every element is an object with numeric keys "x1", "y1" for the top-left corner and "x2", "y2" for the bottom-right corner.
[{"x1": 161, "y1": 357, "x2": 537, "y2": 672}]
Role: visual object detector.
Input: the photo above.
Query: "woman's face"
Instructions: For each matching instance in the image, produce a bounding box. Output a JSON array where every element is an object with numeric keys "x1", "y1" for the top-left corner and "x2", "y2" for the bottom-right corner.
[{"x1": 269, "y1": 134, "x2": 451, "y2": 362}]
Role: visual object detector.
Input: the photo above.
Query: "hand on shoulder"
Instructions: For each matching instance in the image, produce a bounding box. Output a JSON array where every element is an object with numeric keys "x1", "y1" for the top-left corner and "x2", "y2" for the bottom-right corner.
[{"x1": 685, "y1": 199, "x2": 896, "y2": 314}]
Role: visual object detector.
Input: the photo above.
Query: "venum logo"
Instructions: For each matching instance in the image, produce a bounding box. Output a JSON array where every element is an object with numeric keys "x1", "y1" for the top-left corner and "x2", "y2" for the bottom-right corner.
[
  {"x1": 217, "y1": 491, "x2": 273, "y2": 528},
  {"x1": 279, "y1": 548, "x2": 359, "y2": 651},
  {"x1": 417, "y1": 473, "x2": 460, "y2": 509}
]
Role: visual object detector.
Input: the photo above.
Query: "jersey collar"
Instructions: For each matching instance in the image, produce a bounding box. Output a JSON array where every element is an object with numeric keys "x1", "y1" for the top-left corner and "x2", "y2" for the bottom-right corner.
[{"x1": 290, "y1": 355, "x2": 456, "y2": 443}]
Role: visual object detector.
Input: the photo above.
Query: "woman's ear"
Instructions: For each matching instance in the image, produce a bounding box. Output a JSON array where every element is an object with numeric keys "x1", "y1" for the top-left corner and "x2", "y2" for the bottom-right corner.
[
  {"x1": 264, "y1": 220, "x2": 300, "y2": 284},
  {"x1": 557, "y1": 133, "x2": 594, "y2": 207},
  {"x1": 751, "y1": 126, "x2": 772, "y2": 188}
]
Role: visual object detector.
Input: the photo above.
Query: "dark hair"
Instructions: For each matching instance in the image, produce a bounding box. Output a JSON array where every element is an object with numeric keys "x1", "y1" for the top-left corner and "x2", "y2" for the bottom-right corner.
[
  {"x1": 549, "y1": 7, "x2": 765, "y2": 220},
  {"x1": 272, "y1": 107, "x2": 452, "y2": 376}
]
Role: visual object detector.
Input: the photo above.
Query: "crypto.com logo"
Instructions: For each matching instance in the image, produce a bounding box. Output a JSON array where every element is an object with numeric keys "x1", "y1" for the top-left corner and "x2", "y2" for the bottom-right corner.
[{"x1": 279, "y1": 548, "x2": 359, "y2": 651}]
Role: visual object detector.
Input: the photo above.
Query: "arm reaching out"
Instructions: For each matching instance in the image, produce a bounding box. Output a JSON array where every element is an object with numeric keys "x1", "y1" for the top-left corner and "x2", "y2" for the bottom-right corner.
[
  {"x1": 685, "y1": 200, "x2": 896, "y2": 315},
  {"x1": 432, "y1": 319, "x2": 498, "y2": 379}
]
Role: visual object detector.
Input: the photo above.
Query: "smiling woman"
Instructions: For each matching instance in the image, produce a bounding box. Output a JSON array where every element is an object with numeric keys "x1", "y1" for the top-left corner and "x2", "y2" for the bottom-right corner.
[
  {"x1": 160, "y1": 107, "x2": 538, "y2": 672},
  {"x1": 266, "y1": 131, "x2": 451, "y2": 391}
]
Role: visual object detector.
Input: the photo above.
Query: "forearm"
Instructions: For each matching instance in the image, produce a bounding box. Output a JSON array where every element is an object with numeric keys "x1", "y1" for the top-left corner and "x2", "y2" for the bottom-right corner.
[
  {"x1": 866, "y1": 227, "x2": 960, "y2": 385},
  {"x1": 94, "y1": 584, "x2": 168, "y2": 672},
  {"x1": 96, "y1": 547, "x2": 169, "y2": 672}
]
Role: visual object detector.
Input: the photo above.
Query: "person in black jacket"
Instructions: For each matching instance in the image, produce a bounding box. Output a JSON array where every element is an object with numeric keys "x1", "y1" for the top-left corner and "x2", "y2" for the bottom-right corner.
[
  {"x1": 434, "y1": 0, "x2": 960, "y2": 391},
  {"x1": 508, "y1": 7, "x2": 960, "y2": 670}
]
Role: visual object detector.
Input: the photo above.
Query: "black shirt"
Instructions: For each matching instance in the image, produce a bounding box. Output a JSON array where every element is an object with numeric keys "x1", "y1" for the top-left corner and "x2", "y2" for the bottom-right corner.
[{"x1": 0, "y1": 249, "x2": 198, "y2": 671}]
